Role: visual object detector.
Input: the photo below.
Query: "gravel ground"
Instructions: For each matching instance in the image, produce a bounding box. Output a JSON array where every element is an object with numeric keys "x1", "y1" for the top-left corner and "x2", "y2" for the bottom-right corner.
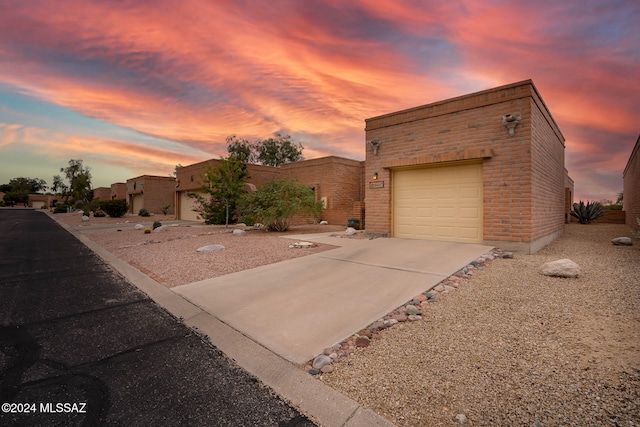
[
  {"x1": 321, "y1": 223, "x2": 640, "y2": 426},
  {"x1": 52, "y1": 212, "x2": 355, "y2": 287}
]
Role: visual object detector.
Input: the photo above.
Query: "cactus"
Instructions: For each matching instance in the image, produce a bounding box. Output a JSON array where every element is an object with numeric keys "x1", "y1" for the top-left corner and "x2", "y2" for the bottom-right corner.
[{"x1": 570, "y1": 200, "x2": 604, "y2": 224}]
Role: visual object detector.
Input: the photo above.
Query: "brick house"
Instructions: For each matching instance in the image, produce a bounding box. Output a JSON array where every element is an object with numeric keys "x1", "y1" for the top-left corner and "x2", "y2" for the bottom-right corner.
[
  {"x1": 92, "y1": 187, "x2": 111, "y2": 200},
  {"x1": 174, "y1": 160, "x2": 280, "y2": 221},
  {"x1": 110, "y1": 183, "x2": 127, "y2": 200},
  {"x1": 623, "y1": 135, "x2": 640, "y2": 231},
  {"x1": 27, "y1": 193, "x2": 55, "y2": 209},
  {"x1": 126, "y1": 175, "x2": 175, "y2": 215},
  {"x1": 364, "y1": 80, "x2": 571, "y2": 253},
  {"x1": 174, "y1": 156, "x2": 364, "y2": 225},
  {"x1": 281, "y1": 157, "x2": 364, "y2": 226}
]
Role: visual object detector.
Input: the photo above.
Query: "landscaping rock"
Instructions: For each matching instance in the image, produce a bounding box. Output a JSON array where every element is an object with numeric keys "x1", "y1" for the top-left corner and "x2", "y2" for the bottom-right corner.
[
  {"x1": 612, "y1": 237, "x2": 632, "y2": 246},
  {"x1": 232, "y1": 229, "x2": 246, "y2": 236},
  {"x1": 392, "y1": 314, "x2": 408, "y2": 322},
  {"x1": 320, "y1": 364, "x2": 334, "y2": 373},
  {"x1": 153, "y1": 225, "x2": 169, "y2": 232},
  {"x1": 319, "y1": 221, "x2": 329, "y2": 225},
  {"x1": 405, "y1": 305, "x2": 420, "y2": 315},
  {"x1": 345, "y1": 227, "x2": 357, "y2": 235},
  {"x1": 196, "y1": 244, "x2": 225, "y2": 252},
  {"x1": 408, "y1": 314, "x2": 422, "y2": 321},
  {"x1": 312, "y1": 354, "x2": 332, "y2": 369},
  {"x1": 355, "y1": 336, "x2": 370, "y2": 347},
  {"x1": 82, "y1": 215, "x2": 89, "y2": 222},
  {"x1": 539, "y1": 258, "x2": 580, "y2": 278},
  {"x1": 289, "y1": 241, "x2": 317, "y2": 248}
]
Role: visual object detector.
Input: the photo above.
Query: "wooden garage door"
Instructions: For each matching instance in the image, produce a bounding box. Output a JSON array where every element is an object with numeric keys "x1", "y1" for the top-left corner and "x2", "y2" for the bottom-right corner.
[
  {"x1": 393, "y1": 162, "x2": 483, "y2": 243},
  {"x1": 179, "y1": 191, "x2": 206, "y2": 222},
  {"x1": 131, "y1": 194, "x2": 144, "y2": 214}
]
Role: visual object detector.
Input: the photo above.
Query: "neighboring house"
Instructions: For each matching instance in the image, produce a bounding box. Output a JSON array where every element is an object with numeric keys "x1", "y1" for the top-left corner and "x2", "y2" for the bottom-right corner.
[
  {"x1": 280, "y1": 156, "x2": 364, "y2": 227},
  {"x1": 110, "y1": 182, "x2": 127, "y2": 200},
  {"x1": 623, "y1": 135, "x2": 640, "y2": 232},
  {"x1": 174, "y1": 156, "x2": 364, "y2": 225},
  {"x1": 93, "y1": 187, "x2": 111, "y2": 200},
  {"x1": 174, "y1": 159, "x2": 280, "y2": 222},
  {"x1": 126, "y1": 175, "x2": 176, "y2": 215},
  {"x1": 28, "y1": 193, "x2": 55, "y2": 208},
  {"x1": 364, "y1": 80, "x2": 572, "y2": 253}
]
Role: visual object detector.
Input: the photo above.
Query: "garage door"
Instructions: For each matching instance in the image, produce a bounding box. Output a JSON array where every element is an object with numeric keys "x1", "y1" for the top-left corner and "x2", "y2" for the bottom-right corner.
[
  {"x1": 179, "y1": 191, "x2": 206, "y2": 222},
  {"x1": 32, "y1": 201, "x2": 45, "y2": 209},
  {"x1": 131, "y1": 195, "x2": 144, "y2": 214},
  {"x1": 393, "y1": 162, "x2": 483, "y2": 243}
]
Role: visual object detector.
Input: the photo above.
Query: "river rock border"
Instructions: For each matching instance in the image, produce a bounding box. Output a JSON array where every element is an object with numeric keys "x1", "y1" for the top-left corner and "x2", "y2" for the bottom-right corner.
[{"x1": 304, "y1": 248, "x2": 514, "y2": 375}]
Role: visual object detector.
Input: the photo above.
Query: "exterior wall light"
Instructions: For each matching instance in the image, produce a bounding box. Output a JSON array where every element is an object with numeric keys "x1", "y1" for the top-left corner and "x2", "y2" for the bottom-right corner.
[
  {"x1": 373, "y1": 172, "x2": 379, "y2": 180},
  {"x1": 369, "y1": 139, "x2": 382, "y2": 155},
  {"x1": 502, "y1": 113, "x2": 522, "y2": 136}
]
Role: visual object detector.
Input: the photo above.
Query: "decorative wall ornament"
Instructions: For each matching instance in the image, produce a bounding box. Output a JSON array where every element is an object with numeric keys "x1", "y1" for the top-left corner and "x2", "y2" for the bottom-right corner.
[
  {"x1": 369, "y1": 139, "x2": 382, "y2": 155},
  {"x1": 502, "y1": 113, "x2": 522, "y2": 136}
]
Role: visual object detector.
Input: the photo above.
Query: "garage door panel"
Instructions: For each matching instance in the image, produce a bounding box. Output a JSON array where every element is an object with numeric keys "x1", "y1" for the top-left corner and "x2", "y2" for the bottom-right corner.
[{"x1": 393, "y1": 162, "x2": 482, "y2": 243}]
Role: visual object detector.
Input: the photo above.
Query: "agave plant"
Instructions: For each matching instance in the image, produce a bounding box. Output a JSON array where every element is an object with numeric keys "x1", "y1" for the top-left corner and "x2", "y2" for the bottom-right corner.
[{"x1": 571, "y1": 200, "x2": 604, "y2": 224}]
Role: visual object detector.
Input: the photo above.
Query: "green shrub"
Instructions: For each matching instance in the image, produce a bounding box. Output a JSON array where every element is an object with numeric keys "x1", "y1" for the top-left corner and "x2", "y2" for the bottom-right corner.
[
  {"x1": 571, "y1": 200, "x2": 604, "y2": 224},
  {"x1": 144, "y1": 228, "x2": 151, "y2": 234},
  {"x1": 93, "y1": 209, "x2": 106, "y2": 217},
  {"x1": 99, "y1": 199, "x2": 128, "y2": 217},
  {"x1": 239, "y1": 178, "x2": 323, "y2": 232},
  {"x1": 53, "y1": 204, "x2": 69, "y2": 213},
  {"x1": 161, "y1": 205, "x2": 170, "y2": 215},
  {"x1": 139, "y1": 208, "x2": 150, "y2": 217},
  {"x1": 152, "y1": 220, "x2": 162, "y2": 230}
]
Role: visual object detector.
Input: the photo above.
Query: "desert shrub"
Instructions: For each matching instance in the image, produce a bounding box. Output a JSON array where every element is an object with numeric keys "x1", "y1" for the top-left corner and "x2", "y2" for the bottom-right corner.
[
  {"x1": 161, "y1": 205, "x2": 170, "y2": 215},
  {"x1": 239, "y1": 178, "x2": 323, "y2": 232},
  {"x1": 53, "y1": 204, "x2": 69, "y2": 213},
  {"x1": 570, "y1": 200, "x2": 604, "y2": 224},
  {"x1": 93, "y1": 209, "x2": 106, "y2": 217},
  {"x1": 152, "y1": 220, "x2": 162, "y2": 230},
  {"x1": 144, "y1": 228, "x2": 151, "y2": 234},
  {"x1": 99, "y1": 199, "x2": 128, "y2": 217},
  {"x1": 138, "y1": 208, "x2": 150, "y2": 217}
]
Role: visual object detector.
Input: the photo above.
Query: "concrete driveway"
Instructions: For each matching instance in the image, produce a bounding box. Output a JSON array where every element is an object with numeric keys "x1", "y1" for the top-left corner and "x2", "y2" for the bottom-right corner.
[{"x1": 175, "y1": 233, "x2": 493, "y2": 364}]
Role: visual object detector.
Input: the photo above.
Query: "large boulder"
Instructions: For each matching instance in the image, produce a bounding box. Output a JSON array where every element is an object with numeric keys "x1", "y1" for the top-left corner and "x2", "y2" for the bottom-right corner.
[
  {"x1": 232, "y1": 229, "x2": 246, "y2": 236},
  {"x1": 612, "y1": 237, "x2": 632, "y2": 246},
  {"x1": 539, "y1": 259, "x2": 580, "y2": 278}
]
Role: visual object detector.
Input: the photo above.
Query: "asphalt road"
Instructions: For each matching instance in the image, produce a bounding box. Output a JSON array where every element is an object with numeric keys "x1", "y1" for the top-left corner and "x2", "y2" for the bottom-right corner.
[{"x1": 0, "y1": 209, "x2": 315, "y2": 427}]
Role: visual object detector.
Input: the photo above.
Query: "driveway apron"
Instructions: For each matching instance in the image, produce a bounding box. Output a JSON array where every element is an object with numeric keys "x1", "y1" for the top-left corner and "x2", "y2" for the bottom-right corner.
[{"x1": 175, "y1": 232, "x2": 493, "y2": 364}]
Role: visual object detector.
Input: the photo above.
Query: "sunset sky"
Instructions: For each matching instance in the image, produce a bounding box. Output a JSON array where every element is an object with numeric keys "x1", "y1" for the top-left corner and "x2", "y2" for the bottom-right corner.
[{"x1": 0, "y1": 0, "x2": 638, "y2": 202}]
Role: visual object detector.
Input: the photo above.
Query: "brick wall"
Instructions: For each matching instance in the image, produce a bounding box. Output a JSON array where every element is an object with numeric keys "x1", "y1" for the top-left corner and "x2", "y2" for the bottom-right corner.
[
  {"x1": 570, "y1": 210, "x2": 626, "y2": 224},
  {"x1": 93, "y1": 187, "x2": 111, "y2": 200},
  {"x1": 364, "y1": 80, "x2": 567, "y2": 252},
  {"x1": 623, "y1": 136, "x2": 640, "y2": 231},
  {"x1": 529, "y1": 94, "x2": 566, "y2": 243},
  {"x1": 110, "y1": 183, "x2": 126, "y2": 200},
  {"x1": 175, "y1": 156, "x2": 363, "y2": 226},
  {"x1": 126, "y1": 176, "x2": 176, "y2": 215},
  {"x1": 281, "y1": 156, "x2": 363, "y2": 226}
]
